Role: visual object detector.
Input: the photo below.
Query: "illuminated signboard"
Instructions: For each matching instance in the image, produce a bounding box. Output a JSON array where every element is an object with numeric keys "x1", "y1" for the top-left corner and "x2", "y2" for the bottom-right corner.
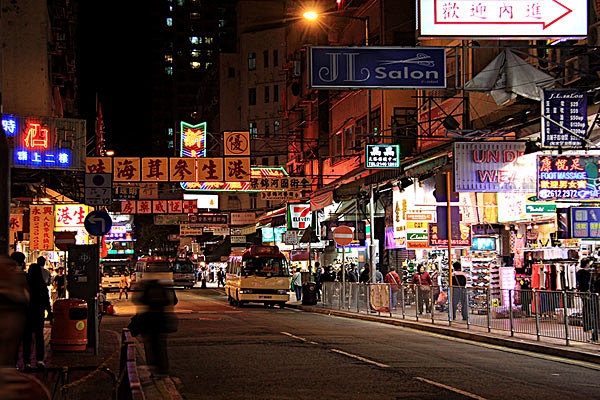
[
  {"x1": 182, "y1": 166, "x2": 289, "y2": 192},
  {"x1": 54, "y1": 204, "x2": 91, "y2": 245},
  {"x1": 8, "y1": 115, "x2": 85, "y2": 170},
  {"x1": 537, "y1": 155, "x2": 600, "y2": 200},
  {"x1": 570, "y1": 207, "x2": 600, "y2": 239},
  {"x1": 365, "y1": 144, "x2": 400, "y2": 168},
  {"x1": 419, "y1": 0, "x2": 587, "y2": 38},
  {"x1": 428, "y1": 223, "x2": 472, "y2": 247},
  {"x1": 541, "y1": 90, "x2": 587, "y2": 148},
  {"x1": 180, "y1": 121, "x2": 206, "y2": 158}
]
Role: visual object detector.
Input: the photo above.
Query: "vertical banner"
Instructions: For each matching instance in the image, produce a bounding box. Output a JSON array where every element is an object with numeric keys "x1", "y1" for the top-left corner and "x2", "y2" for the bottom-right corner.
[{"x1": 29, "y1": 205, "x2": 55, "y2": 250}]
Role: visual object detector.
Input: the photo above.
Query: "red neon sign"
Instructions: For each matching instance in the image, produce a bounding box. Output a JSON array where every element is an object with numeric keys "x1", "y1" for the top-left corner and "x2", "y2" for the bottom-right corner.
[{"x1": 24, "y1": 123, "x2": 49, "y2": 149}]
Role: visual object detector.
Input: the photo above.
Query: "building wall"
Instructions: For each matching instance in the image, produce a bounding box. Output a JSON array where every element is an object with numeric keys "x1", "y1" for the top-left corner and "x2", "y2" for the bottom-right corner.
[
  {"x1": 219, "y1": 53, "x2": 242, "y2": 131},
  {"x1": 1, "y1": 0, "x2": 53, "y2": 116}
]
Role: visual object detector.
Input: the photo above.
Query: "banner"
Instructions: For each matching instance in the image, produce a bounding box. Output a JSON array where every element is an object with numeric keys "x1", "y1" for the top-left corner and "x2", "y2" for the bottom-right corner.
[
  {"x1": 29, "y1": 205, "x2": 55, "y2": 250},
  {"x1": 370, "y1": 284, "x2": 390, "y2": 313},
  {"x1": 310, "y1": 191, "x2": 333, "y2": 211}
]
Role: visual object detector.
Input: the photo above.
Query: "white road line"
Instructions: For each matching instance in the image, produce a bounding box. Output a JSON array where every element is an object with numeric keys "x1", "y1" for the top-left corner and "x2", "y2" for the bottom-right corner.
[
  {"x1": 415, "y1": 377, "x2": 487, "y2": 400},
  {"x1": 281, "y1": 331, "x2": 307, "y2": 342},
  {"x1": 309, "y1": 341, "x2": 319, "y2": 345},
  {"x1": 330, "y1": 349, "x2": 390, "y2": 368}
]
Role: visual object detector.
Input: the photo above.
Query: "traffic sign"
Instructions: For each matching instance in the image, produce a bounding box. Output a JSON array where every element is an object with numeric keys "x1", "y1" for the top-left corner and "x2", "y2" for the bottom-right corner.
[
  {"x1": 333, "y1": 226, "x2": 354, "y2": 247},
  {"x1": 84, "y1": 211, "x2": 113, "y2": 236},
  {"x1": 85, "y1": 173, "x2": 112, "y2": 188},
  {"x1": 85, "y1": 173, "x2": 112, "y2": 206},
  {"x1": 54, "y1": 231, "x2": 76, "y2": 251}
]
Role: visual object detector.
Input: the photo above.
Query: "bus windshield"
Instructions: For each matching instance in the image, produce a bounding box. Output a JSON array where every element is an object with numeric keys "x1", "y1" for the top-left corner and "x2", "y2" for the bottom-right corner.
[
  {"x1": 241, "y1": 257, "x2": 289, "y2": 277},
  {"x1": 146, "y1": 262, "x2": 170, "y2": 272},
  {"x1": 171, "y1": 261, "x2": 194, "y2": 274}
]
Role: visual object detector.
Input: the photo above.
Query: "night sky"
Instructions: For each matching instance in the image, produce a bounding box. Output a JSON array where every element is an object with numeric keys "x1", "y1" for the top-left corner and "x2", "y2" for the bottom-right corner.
[{"x1": 77, "y1": 0, "x2": 152, "y2": 156}]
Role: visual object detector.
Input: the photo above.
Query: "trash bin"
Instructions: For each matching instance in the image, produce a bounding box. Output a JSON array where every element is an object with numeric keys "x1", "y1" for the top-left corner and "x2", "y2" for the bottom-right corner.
[
  {"x1": 50, "y1": 299, "x2": 88, "y2": 351},
  {"x1": 302, "y1": 282, "x2": 318, "y2": 305}
]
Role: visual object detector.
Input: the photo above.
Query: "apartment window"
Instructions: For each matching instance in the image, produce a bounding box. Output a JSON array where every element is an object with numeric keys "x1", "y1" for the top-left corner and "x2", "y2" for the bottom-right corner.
[
  {"x1": 250, "y1": 193, "x2": 257, "y2": 209},
  {"x1": 168, "y1": 140, "x2": 174, "y2": 148},
  {"x1": 248, "y1": 52, "x2": 256, "y2": 70},
  {"x1": 263, "y1": 50, "x2": 269, "y2": 68},
  {"x1": 248, "y1": 88, "x2": 256, "y2": 105},
  {"x1": 273, "y1": 85, "x2": 279, "y2": 102},
  {"x1": 274, "y1": 156, "x2": 279, "y2": 166},
  {"x1": 164, "y1": 55, "x2": 173, "y2": 63},
  {"x1": 191, "y1": 50, "x2": 200, "y2": 58},
  {"x1": 205, "y1": 37, "x2": 213, "y2": 44},
  {"x1": 249, "y1": 122, "x2": 257, "y2": 138},
  {"x1": 331, "y1": 130, "x2": 343, "y2": 158},
  {"x1": 190, "y1": 61, "x2": 202, "y2": 69},
  {"x1": 264, "y1": 121, "x2": 270, "y2": 136},
  {"x1": 370, "y1": 107, "x2": 381, "y2": 135},
  {"x1": 177, "y1": 0, "x2": 183, "y2": 5},
  {"x1": 262, "y1": 157, "x2": 269, "y2": 165},
  {"x1": 165, "y1": 66, "x2": 173, "y2": 75},
  {"x1": 166, "y1": 17, "x2": 173, "y2": 26},
  {"x1": 274, "y1": 120, "x2": 280, "y2": 135},
  {"x1": 355, "y1": 116, "x2": 367, "y2": 148},
  {"x1": 273, "y1": 50, "x2": 278, "y2": 67},
  {"x1": 167, "y1": 128, "x2": 174, "y2": 136},
  {"x1": 228, "y1": 67, "x2": 235, "y2": 77},
  {"x1": 190, "y1": 36, "x2": 199, "y2": 44},
  {"x1": 218, "y1": 19, "x2": 225, "y2": 28},
  {"x1": 264, "y1": 86, "x2": 270, "y2": 103},
  {"x1": 343, "y1": 126, "x2": 354, "y2": 155}
]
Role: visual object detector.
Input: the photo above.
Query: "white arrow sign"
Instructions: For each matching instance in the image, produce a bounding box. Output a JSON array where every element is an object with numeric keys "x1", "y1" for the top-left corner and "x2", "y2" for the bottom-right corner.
[{"x1": 88, "y1": 215, "x2": 106, "y2": 232}]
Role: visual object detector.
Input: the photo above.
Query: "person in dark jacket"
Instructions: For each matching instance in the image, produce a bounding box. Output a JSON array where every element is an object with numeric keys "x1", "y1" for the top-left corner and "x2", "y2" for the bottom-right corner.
[
  {"x1": 22, "y1": 263, "x2": 51, "y2": 370},
  {"x1": 411, "y1": 265, "x2": 433, "y2": 314},
  {"x1": 577, "y1": 259, "x2": 598, "y2": 342},
  {"x1": 359, "y1": 263, "x2": 370, "y2": 283},
  {"x1": 451, "y1": 262, "x2": 468, "y2": 321}
]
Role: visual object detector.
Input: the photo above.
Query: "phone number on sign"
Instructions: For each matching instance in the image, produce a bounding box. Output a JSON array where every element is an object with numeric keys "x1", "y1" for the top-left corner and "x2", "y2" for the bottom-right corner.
[{"x1": 538, "y1": 189, "x2": 596, "y2": 199}]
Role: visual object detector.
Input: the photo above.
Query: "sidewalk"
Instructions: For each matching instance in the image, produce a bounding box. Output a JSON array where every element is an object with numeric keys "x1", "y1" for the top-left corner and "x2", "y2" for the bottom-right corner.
[{"x1": 287, "y1": 300, "x2": 600, "y2": 365}]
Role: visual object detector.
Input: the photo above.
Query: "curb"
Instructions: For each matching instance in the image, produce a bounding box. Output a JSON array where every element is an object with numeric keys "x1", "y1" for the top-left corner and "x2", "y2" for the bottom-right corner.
[{"x1": 289, "y1": 304, "x2": 600, "y2": 365}]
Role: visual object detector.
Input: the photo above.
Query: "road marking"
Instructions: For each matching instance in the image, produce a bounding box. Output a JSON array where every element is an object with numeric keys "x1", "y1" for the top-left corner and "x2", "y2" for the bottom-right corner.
[
  {"x1": 415, "y1": 377, "x2": 487, "y2": 400},
  {"x1": 281, "y1": 331, "x2": 307, "y2": 342},
  {"x1": 330, "y1": 349, "x2": 390, "y2": 368}
]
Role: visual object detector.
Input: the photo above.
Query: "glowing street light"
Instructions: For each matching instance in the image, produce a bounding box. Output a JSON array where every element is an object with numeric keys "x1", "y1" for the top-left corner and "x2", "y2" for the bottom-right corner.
[
  {"x1": 303, "y1": 11, "x2": 318, "y2": 20},
  {"x1": 105, "y1": 150, "x2": 115, "y2": 156}
]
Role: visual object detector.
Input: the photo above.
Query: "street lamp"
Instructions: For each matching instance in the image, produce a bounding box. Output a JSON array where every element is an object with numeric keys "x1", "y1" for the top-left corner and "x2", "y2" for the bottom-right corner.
[
  {"x1": 302, "y1": 11, "x2": 318, "y2": 20},
  {"x1": 302, "y1": 10, "x2": 369, "y2": 46},
  {"x1": 105, "y1": 150, "x2": 115, "y2": 156}
]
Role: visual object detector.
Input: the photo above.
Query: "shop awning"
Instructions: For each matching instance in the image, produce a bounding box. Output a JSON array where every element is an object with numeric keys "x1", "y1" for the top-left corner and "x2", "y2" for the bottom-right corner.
[{"x1": 257, "y1": 207, "x2": 286, "y2": 226}]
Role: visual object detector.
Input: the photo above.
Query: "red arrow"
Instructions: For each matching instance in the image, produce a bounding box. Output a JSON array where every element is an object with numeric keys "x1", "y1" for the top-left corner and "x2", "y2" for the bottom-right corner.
[{"x1": 434, "y1": 0, "x2": 572, "y2": 30}]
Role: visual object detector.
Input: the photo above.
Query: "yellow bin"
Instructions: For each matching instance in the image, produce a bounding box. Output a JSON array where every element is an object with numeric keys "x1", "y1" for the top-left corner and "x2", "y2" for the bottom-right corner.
[{"x1": 50, "y1": 299, "x2": 88, "y2": 351}]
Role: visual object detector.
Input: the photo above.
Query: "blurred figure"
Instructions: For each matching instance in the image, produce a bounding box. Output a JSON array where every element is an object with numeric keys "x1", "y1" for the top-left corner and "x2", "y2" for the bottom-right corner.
[
  {"x1": 119, "y1": 274, "x2": 130, "y2": 300},
  {"x1": 375, "y1": 265, "x2": 384, "y2": 283},
  {"x1": 52, "y1": 267, "x2": 66, "y2": 299},
  {"x1": 411, "y1": 265, "x2": 432, "y2": 314},
  {"x1": 385, "y1": 266, "x2": 402, "y2": 310},
  {"x1": 10, "y1": 252, "x2": 26, "y2": 271},
  {"x1": 0, "y1": 256, "x2": 51, "y2": 400},
  {"x1": 36, "y1": 257, "x2": 51, "y2": 286},
  {"x1": 314, "y1": 262, "x2": 322, "y2": 301},
  {"x1": 292, "y1": 268, "x2": 302, "y2": 301},
  {"x1": 136, "y1": 280, "x2": 178, "y2": 377},
  {"x1": 359, "y1": 263, "x2": 370, "y2": 283},
  {"x1": 22, "y1": 263, "x2": 52, "y2": 370},
  {"x1": 577, "y1": 259, "x2": 597, "y2": 342},
  {"x1": 451, "y1": 262, "x2": 468, "y2": 321},
  {"x1": 217, "y1": 268, "x2": 225, "y2": 287}
]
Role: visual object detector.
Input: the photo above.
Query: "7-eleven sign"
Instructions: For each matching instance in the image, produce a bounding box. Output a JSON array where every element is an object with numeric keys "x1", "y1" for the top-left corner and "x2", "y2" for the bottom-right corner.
[{"x1": 288, "y1": 204, "x2": 312, "y2": 229}]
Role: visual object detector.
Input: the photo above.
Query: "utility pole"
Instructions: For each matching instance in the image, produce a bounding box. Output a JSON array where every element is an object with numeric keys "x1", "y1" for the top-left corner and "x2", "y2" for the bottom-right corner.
[{"x1": 0, "y1": 131, "x2": 9, "y2": 256}]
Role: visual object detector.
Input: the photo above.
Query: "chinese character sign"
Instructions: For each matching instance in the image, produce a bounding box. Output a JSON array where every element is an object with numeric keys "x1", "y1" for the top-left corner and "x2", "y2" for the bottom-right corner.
[
  {"x1": 537, "y1": 155, "x2": 600, "y2": 200},
  {"x1": 224, "y1": 131, "x2": 250, "y2": 156},
  {"x1": 120, "y1": 200, "x2": 136, "y2": 214},
  {"x1": 142, "y1": 157, "x2": 169, "y2": 181},
  {"x1": 225, "y1": 158, "x2": 250, "y2": 182},
  {"x1": 86, "y1": 157, "x2": 112, "y2": 173},
  {"x1": 30, "y1": 205, "x2": 55, "y2": 250},
  {"x1": 137, "y1": 200, "x2": 152, "y2": 214},
  {"x1": 168, "y1": 200, "x2": 183, "y2": 213},
  {"x1": 169, "y1": 158, "x2": 195, "y2": 181},
  {"x1": 250, "y1": 176, "x2": 311, "y2": 191},
  {"x1": 542, "y1": 90, "x2": 588, "y2": 148},
  {"x1": 197, "y1": 158, "x2": 224, "y2": 181},
  {"x1": 365, "y1": 144, "x2": 400, "y2": 168},
  {"x1": 180, "y1": 121, "x2": 207, "y2": 158},
  {"x1": 55, "y1": 204, "x2": 89, "y2": 228},
  {"x1": 114, "y1": 157, "x2": 141, "y2": 182},
  {"x1": 1, "y1": 115, "x2": 17, "y2": 136},
  {"x1": 570, "y1": 207, "x2": 600, "y2": 239}
]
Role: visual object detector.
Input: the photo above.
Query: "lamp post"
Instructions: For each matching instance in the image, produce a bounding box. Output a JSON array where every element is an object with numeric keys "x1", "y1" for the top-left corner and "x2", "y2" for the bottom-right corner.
[{"x1": 303, "y1": 10, "x2": 376, "y2": 281}]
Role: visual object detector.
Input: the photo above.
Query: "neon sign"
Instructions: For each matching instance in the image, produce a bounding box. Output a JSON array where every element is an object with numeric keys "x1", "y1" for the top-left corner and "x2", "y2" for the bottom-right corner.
[
  {"x1": 181, "y1": 166, "x2": 288, "y2": 192},
  {"x1": 537, "y1": 155, "x2": 600, "y2": 200},
  {"x1": 180, "y1": 121, "x2": 206, "y2": 158},
  {"x1": 1, "y1": 115, "x2": 17, "y2": 136},
  {"x1": 24, "y1": 123, "x2": 49, "y2": 149}
]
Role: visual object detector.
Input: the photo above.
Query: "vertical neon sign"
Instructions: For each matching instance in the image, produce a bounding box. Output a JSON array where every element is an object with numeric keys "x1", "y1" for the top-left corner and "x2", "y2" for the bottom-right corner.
[{"x1": 180, "y1": 121, "x2": 206, "y2": 158}]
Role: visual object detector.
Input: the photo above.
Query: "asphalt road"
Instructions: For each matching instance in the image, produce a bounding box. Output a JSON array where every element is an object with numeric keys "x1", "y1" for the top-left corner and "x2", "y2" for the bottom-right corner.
[{"x1": 106, "y1": 289, "x2": 600, "y2": 399}]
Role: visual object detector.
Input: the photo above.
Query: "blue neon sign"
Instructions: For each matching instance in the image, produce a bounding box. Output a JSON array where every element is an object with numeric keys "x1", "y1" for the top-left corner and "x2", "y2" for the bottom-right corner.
[
  {"x1": 1, "y1": 115, "x2": 17, "y2": 136},
  {"x1": 14, "y1": 149, "x2": 71, "y2": 168}
]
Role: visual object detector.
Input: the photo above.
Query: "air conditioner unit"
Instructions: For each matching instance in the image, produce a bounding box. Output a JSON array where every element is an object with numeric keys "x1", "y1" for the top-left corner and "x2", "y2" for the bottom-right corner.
[{"x1": 564, "y1": 55, "x2": 588, "y2": 85}]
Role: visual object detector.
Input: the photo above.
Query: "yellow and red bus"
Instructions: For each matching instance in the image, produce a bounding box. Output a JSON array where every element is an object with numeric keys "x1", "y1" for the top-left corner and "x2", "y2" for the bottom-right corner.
[{"x1": 225, "y1": 245, "x2": 290, "y2": 307}]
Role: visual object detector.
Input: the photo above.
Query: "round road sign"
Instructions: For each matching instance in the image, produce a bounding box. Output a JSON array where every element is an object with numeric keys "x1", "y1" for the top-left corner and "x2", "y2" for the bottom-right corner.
[{"x1": 333, "y1": 226, "x2": 354, "y2": 247}]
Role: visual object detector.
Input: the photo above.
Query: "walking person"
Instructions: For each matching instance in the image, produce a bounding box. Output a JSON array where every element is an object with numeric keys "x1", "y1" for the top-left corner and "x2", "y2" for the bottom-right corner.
[
  {"x1": 52, "y1": 267, "x2": 66, "y2": 299},
  {"x1": 411, "y1": 265, "x2": 433, "y2": 314},
  {"x1": 217, "y1": 268, "x2": 226, "y2": 287},
  {"x1": 37, "y1": 256, "x2": 51, "y2": 286},
  {"x1": 292, "y1": 268, "x2": 302, "y2": 302},
  {"x1": 119, "y1": 274, "x2": 130, "y2": 300},
  {"x1": 577, "y1": 259, "x2": 598, "y2": 342},
  {"x1": 384, "y1": 266, "x2": 402, "y2": 310},
  {"x1": 22, "y1": 263, "x2": 52, "y2": 370},
  {"x1": 314, "y1": 262, "x2": 322, "y2": 301},
  {"x1": 320, "y1": 266, "x2": 335, "y2": 305},
  {"x1": 375, "y1": 265, "x2": 384, "y2": 283},
  {"x1": 451, "y1": 261, "x2": 468, "y2": 321}
]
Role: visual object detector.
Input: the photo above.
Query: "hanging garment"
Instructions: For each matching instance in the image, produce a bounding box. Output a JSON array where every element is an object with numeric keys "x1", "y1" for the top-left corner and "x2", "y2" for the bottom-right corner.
[{"x1": 531, "y1": 265, "x2": 541, "y2": 289}]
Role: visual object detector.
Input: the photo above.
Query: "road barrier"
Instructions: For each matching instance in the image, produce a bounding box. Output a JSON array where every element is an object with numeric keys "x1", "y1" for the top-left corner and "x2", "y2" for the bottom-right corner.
[
  {"x1": 118, "y1": 329, "x2": 145, "y2": 400},
  {"x1": 321, "y1": 282, "x2": 600, "y2": 346}
]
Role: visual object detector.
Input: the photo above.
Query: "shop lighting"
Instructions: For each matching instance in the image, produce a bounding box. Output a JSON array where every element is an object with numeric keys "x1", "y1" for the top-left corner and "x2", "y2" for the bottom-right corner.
[
  {"x1": 527, "y1": 224, "x2": 533, "y2": 230},
  {"x1": 533, "y1": 224, "x2": 539, "y2": 229},
  {"x1": 504, "y1": 225, "x2": 510, "y2": 230}
]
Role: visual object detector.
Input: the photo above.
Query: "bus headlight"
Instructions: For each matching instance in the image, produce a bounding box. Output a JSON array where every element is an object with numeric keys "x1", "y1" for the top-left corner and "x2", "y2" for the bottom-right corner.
[
  {"x1": 276, "y1": 290, "x2": 288, "y2": 295},
  {"x1": 240, "y1": 289, "x2": 253, "y2": 294}
]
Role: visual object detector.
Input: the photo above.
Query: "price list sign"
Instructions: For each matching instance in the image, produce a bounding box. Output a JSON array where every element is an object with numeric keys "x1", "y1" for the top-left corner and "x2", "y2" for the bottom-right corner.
[
  {"x1": 537, "y1": 155, "x2": 600, "y2": 200},
  {"x1": 541, "y1": 90, "x2": 587, "y2": 148},
  {"x1": 570, "y1": 207, "x2": 600, "y2": 239}
]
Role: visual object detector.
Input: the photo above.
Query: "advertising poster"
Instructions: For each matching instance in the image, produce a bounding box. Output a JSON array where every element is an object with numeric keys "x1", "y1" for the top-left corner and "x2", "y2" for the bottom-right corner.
[
  {"x1": 537, "y1": 155, "x2": 600, "y2": 200},
  {"x1": 29, "y1": 205, "x2": 55, "y2": 250}
]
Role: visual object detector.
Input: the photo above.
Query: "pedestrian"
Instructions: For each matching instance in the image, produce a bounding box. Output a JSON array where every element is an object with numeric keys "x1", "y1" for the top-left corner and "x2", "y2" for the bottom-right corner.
[
  {"x1": 52, "y1": 267, "x2": 66, "y2": 299},
  {"x1": 314, "y1": 262, "x2": 322, "y2": 301},
  {"x1": 451, "y1": 261, "x2": 468, "y2": 321},
  {"x1": 292, "y1": 268, "x2": 302, "y2": 301},
  {"x1": 135, "y1": 280, "x2": 178, "y2": 378},
  {"x1": 22, "y1": 263, "x2": 52, "y2": 370},
  {"x1": 119, "y1": 274, "x2": 130, "y2": 300},
  {"x1": 201, "y1": 267, "x2": 207, "y2": 288},
  {"x1": 429, "y1": 264, "x2": 442, "y2": 305},
  {"x1": 217, "y1": 268, "x2": 225, "y2": 287},
  {"x1": 348, "y1": 264, "x2": 358, "y2": 283},
  {"x1": 10, "y1": 251, "x2": 26, "y2": 271},
  {"x1": 375, "y1": 265, "x2": 384, "y2": 284},
  {"x1": 411, "y1": 265, "x2": 433, "y2": 314},
  {"x1": 37, "y1": 256, "x2": 51, "y2": 286},
  {"x1": 320, "y1": 266, "x2": 335, "y2": 305},
  {"x1": 384, "y1": 266, "x2": 402, "y2": 310},
  {"x1": 577, "y1": 258, "x2": 598, "y2": 342},
  {"x1": 359, "y1": 263, "x2": 370, "y2": 283}
]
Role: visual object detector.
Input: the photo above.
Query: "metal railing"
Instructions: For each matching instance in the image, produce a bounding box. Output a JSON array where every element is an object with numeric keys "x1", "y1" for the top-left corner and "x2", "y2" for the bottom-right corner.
[
  {"x1": 321, "y1": 282, "x2": 600, "y2": 346},
  {"x1": 118, "y1": 329, "x2": 145, "y2": 400}
]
